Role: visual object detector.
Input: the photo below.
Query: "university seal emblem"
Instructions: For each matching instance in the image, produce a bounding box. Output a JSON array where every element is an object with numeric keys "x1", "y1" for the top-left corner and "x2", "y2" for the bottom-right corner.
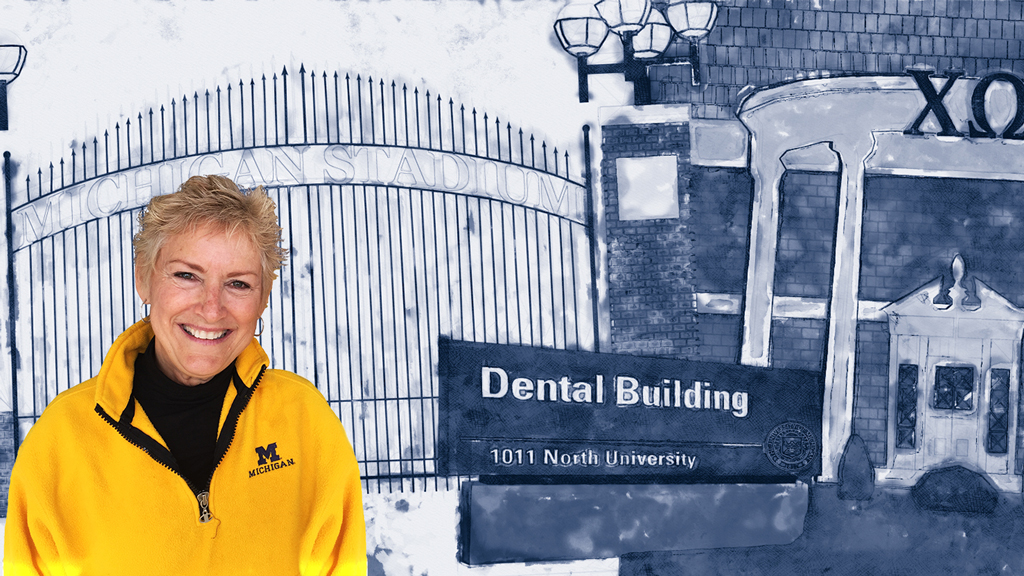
[{"x1": 764, "y1": 422, "x2": 816, "y2": 472}]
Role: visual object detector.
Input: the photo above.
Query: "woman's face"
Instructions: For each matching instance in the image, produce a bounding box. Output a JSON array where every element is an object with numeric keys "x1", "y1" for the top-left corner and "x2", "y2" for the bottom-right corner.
[{"x1": 136, "y1": 223, "x2": 268, "y2": 386}]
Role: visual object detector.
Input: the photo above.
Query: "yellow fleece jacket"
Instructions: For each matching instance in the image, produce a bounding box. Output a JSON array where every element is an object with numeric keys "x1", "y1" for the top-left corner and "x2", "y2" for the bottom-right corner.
[{"x1": 4, "y1": 321, "x2": 367, "y2": 576}]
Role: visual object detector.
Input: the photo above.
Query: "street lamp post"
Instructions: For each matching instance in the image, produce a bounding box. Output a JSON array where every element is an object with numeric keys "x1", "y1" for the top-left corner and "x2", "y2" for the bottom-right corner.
[
  {"x1": 0, "y1": 45, "x2": 28, "y2": 131},
  {"x1": 554, "y1": 0, "x2": 718, "y2": 105}
]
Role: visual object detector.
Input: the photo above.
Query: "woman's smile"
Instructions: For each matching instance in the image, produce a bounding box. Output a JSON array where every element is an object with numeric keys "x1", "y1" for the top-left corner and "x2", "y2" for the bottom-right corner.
[{"x1": 180, "y1": 325, "x2": 232, "y2": 341}]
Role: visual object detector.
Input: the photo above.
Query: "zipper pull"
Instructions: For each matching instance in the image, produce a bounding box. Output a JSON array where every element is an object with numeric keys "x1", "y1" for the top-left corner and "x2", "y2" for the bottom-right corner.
[{"x1": 197, "y1": 491, "x2": 213, "y2": 523}]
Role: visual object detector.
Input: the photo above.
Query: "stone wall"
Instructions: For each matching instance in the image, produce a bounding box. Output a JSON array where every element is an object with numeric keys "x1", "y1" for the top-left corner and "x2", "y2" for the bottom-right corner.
[
  {"x1": 695, "y1": 313, "x2": 742, "y2": 363},
  {"x1": 861, "y1": 175, "x2": 1024, "y2": 305},
  {"x1": 0, "y1": 412, "x2": 14, "y2": 515},
  {"x1": 689, "y1": 166, "x2": 753, "y2": 295},
  {"x1": 775, "y1": 172, "x2": 838, "y2": 299},
  {"x1": 853, "y1": 321, "x2": 890, "y2": 466},
  {"x1": 771, "y1": 318, "x2": 828, "y2": 372}
]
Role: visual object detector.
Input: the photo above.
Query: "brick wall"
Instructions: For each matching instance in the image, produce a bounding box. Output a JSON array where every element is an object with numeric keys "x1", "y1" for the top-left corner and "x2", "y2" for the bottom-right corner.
[
  {"x1": 770, "y1": 318, "x2": 827, "y2": 371},
  {"x1": 853, "y1": 321, "x2": 889, "y2": 466},
  {"x1": 651, "y1": 0, "x2": 1024, "y2": 119},
  {"x1": 596, "y1": 0, "x2": 1024, "y2": 474},
  {"x1": 775, "y1": 172, "x2": 838, "y2": 299},
  {"x1": 689, "y1": 167, "x2": 752, "y2": 294},
  {"x1": 861, "y1": 175, "x2": 1024, "y2": 305},
  {"x1": 0, "y1": 412, "x2": 14, "y2": 515},
  {"x1": 602, "y1": 123, "x2": 699, "y2": 358},
  {"x1": 695, "y1": 313, "x2": 742, "y2": 363},
  {"x1": 1017, "y1": 375, "x2": 1024, "y2": 474}
]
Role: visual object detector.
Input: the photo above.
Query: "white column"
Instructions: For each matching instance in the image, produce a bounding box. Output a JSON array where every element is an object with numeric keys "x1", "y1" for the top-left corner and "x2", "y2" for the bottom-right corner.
[
  {"x1": 818, "y1": 140, "x2": 872, "y2": 483},
  {"x1": 736, "y1": 75, "x2": 936, "y2": 482},
  {"x1": 739, "y1": 138, "x2": 784, "y2": 367}
]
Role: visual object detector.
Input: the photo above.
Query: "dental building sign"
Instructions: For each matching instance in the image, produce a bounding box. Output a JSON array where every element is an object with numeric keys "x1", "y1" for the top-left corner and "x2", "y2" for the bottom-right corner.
[
  {"x1": 438, "y1": 339, "x2": 823, "y2": 479},
  {"x1": 480, "y1": 365, "x2": 751, "y2": 418},
  {"x1": 10, "y1": 144, "x2": 584, "y2": 250}
]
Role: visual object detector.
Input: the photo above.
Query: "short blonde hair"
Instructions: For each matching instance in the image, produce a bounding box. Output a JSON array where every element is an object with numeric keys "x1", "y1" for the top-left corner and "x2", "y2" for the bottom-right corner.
[{"x1": 133, "y1": 175, "x2": 287, "y2": 292}]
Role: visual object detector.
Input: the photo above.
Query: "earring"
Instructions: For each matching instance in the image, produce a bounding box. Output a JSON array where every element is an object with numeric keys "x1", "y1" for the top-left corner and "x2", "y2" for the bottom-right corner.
[
  {"x1": 142, "y1": 302, "x2": 150, "y2": 323},
  {"x1": 255, "y1": 317, "x2": 264, "y2": 337}
]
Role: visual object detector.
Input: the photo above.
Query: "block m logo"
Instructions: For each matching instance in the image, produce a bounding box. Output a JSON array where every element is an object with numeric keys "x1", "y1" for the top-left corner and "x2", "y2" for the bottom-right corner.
[{"x1": 255, "y1": 443, "x2": 282, "y2": 465}]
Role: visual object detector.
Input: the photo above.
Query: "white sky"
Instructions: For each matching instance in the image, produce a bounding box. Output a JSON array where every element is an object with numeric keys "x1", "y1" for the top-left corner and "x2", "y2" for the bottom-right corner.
[{"x1": 0, "y1": 0, "x2": 633, "y2": 179}]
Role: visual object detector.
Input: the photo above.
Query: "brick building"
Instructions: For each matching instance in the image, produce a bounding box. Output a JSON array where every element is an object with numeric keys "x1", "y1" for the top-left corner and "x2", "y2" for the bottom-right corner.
[{"x1": 598, "y1": 0, "x2": 1024, "y2": 489}]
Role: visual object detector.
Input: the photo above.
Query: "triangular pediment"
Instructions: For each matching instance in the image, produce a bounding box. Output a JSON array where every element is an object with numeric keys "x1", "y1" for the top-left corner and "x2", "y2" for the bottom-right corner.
[{"x1": 882, "y1": 255, "x2": 1024, "y2": 338}]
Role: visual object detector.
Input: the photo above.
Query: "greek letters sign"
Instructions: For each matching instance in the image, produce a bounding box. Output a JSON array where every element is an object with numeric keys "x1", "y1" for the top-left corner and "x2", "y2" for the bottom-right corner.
[
  {"x1": 905, "y1": 69, "x2": 1024, "y2": 139},
  {"x1": 437, "y1": 338, "x2": 823, "y2": 480},
  {"x1": 11, "y1": 144, "x2": 585, "y2": 250}
]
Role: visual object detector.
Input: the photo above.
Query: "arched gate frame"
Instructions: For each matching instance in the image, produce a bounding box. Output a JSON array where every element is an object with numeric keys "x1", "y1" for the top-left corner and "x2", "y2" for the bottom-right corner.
[{"x1": 1, "y1": 66, "x2": 599, "y2": 493}]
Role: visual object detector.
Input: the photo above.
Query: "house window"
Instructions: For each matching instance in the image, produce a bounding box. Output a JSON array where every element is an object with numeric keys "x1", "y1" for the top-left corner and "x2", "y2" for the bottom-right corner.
[
  {"x1": 896, "y1": 364, "x2": 918, "y2": 449},
  {"x1": 934, "y1": 366, "x2": 974, "y2": 411},
  {"x1": 987, "y1": 369, "x2": 1010, "y2": 454}
]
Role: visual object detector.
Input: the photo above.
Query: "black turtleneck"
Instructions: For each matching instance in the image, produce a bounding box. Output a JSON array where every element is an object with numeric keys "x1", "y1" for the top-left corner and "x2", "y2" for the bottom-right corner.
[{"x1": 132, "y1": 339, "x2": 233, "y2": 491}]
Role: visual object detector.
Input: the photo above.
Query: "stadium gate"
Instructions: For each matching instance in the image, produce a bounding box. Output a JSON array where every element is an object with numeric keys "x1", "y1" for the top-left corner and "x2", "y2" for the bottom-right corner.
[{"x1": 1, "y1": 65, "x2": 597, "y2": 492}]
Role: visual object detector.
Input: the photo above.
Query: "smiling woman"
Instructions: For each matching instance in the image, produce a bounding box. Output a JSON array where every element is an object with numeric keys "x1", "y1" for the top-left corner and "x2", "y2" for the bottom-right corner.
[
  {"x1": 137, "y1": 216, "x2": 270, "y2": 387},
  {"x1": 3, "y1": 176, "x2": 367, "y2": 576}
]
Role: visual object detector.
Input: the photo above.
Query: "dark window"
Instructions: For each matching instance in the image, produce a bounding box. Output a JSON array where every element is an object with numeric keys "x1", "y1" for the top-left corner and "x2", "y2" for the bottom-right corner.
[
  {"x1": 934, "y1": 366, "x2": 974, "y2": 411},
  {"x1": 987, "y1": 369, "x2": 1010, "y2": 454},
  {"x1": 896, "y1": 364, "x2": 918, "y2": 449}
]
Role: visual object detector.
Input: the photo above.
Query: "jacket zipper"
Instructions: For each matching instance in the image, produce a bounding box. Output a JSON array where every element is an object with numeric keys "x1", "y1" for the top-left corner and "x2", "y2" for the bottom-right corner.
[
  {"x1": 201, "y1": 365, "x2": 267, "y2": 510},
  {"x1": 197, "y1": 491, "x2": 212, "y2": 523},
  {"x1": 96, "y1": 365, "x2": 267, "y2": 524}
]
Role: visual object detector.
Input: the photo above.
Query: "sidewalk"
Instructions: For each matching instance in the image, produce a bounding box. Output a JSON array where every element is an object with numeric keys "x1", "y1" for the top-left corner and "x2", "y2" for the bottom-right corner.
[{"x1": 620, "y1": 484, "x2": 1024, "y2": 575}]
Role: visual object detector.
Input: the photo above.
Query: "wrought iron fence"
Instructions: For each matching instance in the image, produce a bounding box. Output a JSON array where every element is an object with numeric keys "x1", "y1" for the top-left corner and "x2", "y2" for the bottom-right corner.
[{"x1": 4, "y1": 65, "x2": 596, "y2": 493}]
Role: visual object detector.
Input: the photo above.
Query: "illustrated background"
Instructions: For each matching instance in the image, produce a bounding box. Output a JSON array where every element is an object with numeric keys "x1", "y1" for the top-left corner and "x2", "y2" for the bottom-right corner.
[
  {"x1": 6, "y1": 0, "x2": 1024, "y2": 575},
  {"x1": 0, "y1": 1, "x2": 619, "y2": 574}
]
